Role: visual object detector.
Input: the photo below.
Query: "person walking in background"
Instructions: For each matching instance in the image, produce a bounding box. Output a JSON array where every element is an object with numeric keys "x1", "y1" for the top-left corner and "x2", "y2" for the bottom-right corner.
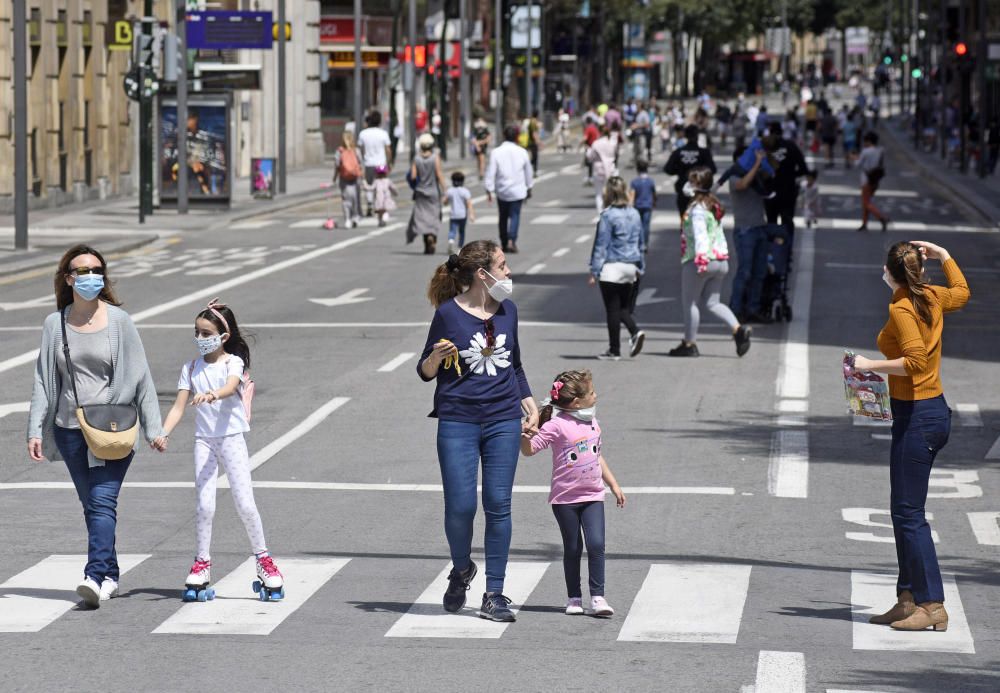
[
  {"x1": 331, "y1": 130, "x2": 362, "y2": 229},
  {"x1": 485, "y1": 125, "x2": 533, "y2": 254},
  {"x1": 520, "y1": 369, "x2": 626, "y2": 617},
  {"x1": 472, "y1": 117, "x2": 492, "y2": 179},
  {"x1": 589, "y1": 177, "x2": 646, "y2": 361},
  {"x1": 802, "y1": 169, "x2": 821, "y2": 229},
  {"x1": 372, "y1": 165, "x2": 398, "y2": 228},
  {"x1": 764, "y1": 121, "x2": 808, "y2": 247},
  {"x1": 357, "y1": 111, "x2": 392, "y2": 217},
  {"x1": 406, "y1": 133, "x2": 446, "y2": 254},
  {"x1": 27, "y1": 245, "x2": 165, "y2": 608},
  {"x1": 582, "y1": 116, "x2": 601, "y2": 185},
  {"x1": 857, "y1": 131, "x2": 889, "y2": 232},
  {"x1": 446, "y1": 171, "x2": 475, "y2": 255},
  {"x1": 850, "y1": 240, "x2": 969, "y2": 632},
  {"x1": 669, "y1": 168, "x2": 751, "y2": 358},
  {"x1": 819, "y1": 107, "x2": 839, "y2": 168},
  {"x1": 586, "y1": 123, "x2": 619, "y2": 213},
  {"x1": 663, "y1": 124, "x2": 716, "y2": 222},
  {"x1": 629, "y1": 160, "x2": 657, "y2": 251}
]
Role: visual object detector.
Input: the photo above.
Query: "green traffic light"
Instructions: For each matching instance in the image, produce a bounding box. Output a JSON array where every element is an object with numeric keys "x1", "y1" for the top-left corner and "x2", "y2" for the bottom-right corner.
[
  {"x1": 883, "y1": 55, "x2": 892, "y2": 65},
  {"x1": 901, "y1": 53, "x2": 908, "y2": 62},
  {"x1": 911, "y1": 67, "x2": 923, "y2": 79}
]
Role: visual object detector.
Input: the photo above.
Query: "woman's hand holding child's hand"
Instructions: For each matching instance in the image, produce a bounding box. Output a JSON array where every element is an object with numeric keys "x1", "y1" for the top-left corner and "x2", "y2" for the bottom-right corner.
[
  {"x1": 151, "y1": 436, "x2": 168, "y2": 452},
  {"x1": 190, "y1": 391, "x2": 216, "y2": 406}
]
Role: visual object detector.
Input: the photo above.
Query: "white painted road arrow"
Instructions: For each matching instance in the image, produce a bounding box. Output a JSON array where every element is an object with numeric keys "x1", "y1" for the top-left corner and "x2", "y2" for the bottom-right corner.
[
  {"x1": 309, "y1": 288, "x2": 375, "y2": 307},
  {"x1": 0, "y1": 295, "x2": 55, "y2": 312},
  {"x1": 635, "y1": 288, "x2": 673, "y2": 306}
]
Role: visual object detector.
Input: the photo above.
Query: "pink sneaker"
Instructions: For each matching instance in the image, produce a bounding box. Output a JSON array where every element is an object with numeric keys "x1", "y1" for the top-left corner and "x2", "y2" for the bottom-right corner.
[
  {"x1": 565, "y1": 597, "x2": 584, "y2": 615},
  {"x1": 588, "y1": 596, "x2": 614, "y2": 617}
]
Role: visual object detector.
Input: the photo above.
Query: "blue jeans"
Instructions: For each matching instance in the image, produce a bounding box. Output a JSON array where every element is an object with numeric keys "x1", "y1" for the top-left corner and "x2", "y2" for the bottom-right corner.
[
  {"x1": 437, "y1": 418, "x2": 522, "y2": 593},
  {"x1": 889, "y1": 396, "x2": 951, "y2": 603},
  {"x1": 552, "y1": 501, "x2": 606, "y2": 598},
  {"x1": 497, "y1": 198, "x2": 523, "y2": 249},
  {"x1": 448, "y1": 218, "x2": 467, "y2": 247},
  {"x1": 636, "y1": 208, "x2": 652, "y2": 249},
  {"x1": 54, "y1": 426, "x2": 134, "y2": 583},
  {"x1": 729, "y1": 225, "x2": 769, "y2": 316}
]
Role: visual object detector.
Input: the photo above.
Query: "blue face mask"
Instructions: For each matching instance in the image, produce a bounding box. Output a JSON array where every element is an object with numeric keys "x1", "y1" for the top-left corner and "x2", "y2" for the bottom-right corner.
[{"x1": 73, "y1": 274, "x2": 104, "y2": 301}]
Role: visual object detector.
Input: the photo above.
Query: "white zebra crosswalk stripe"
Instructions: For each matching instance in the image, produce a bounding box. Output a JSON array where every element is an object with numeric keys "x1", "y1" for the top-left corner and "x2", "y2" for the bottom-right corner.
[
  {"x1": 530, "y1": 214, "x2": 570, "y2": 225},
  {"x1": 617, "y1": 562, "x2": 752, "y2": 643},
  {"x1": 851, "y1": 571, "x2": 975, "y2": 653},
  {"x1": 753, "y1": 651, "x2": 806, "y2": 693},
  {"x1": 385, "y1": 561, "x2": 549, "y2": 639},
  {"x1": 289, "y1": 218, "x2": 328, "y2": 229},
  {"x1": 954, "y1": 403, "x2": 983, "y2": 427},
  {"x1": 0, "y1": 554, "x2": 150, "y2": 632},
  {"x1": 152, "y1": 557, "x2": 350, "y2": 636},
  {"x1": 230, "y1": 220, "x2": 274, "y2": 230},
  {"x1": 473, "y1": 215, "x2": 498, "y2": 225}
]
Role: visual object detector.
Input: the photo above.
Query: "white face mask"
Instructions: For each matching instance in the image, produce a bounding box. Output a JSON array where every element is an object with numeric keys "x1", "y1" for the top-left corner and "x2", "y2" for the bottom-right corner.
[
  {"x1": 555, "y1": 404, "x2": 596, "y2": 423},
  {"x1": 195, "y1": 334, "x2": 223, "y2": 356},
  {"x1": 483, "y1": 270, "x2": 513, "y2": 302},
  {"x1": 882, "y1": 269, "x2": 897, "y2": 291}
]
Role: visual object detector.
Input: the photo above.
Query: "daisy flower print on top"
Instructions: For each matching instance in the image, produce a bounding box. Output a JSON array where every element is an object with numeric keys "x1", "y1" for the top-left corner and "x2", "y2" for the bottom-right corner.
[{"x1": 460, "y1": 320, "x2": 511, "y2": 377}]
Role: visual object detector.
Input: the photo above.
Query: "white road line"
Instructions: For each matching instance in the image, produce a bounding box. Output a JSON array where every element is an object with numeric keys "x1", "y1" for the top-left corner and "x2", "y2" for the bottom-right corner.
[
  {"x1": 241, "y1": 396, "x2": 351, "y2": 474},
  {"x1": 525, "y1": 263, "x2": 546, "y2": 275},
  {"x1": 0, "y1": 554, "x2": 150, "y2": 632},
  {"x1": 575, "y1": 233, "x2": 591, "y2": 243},
  {"x1": 955, "y1": 403, "x2": 983, "y2": 427},
  {"x1": 0, "y1": 222, "x2": 404, "y2": 376},
  {"x1": 617, "y1": 563, "x2": 751, "y2": 643},
  {"x1": 473, "y1": 215, "x2": 498, "y2": 225},
  {"x1": 768, "y1": 430, "x2": 809, "y2": 499},
  {"x1": 289, "y1": 218, "x2": 327, "y2": 229},
  {"x1": 776, "y1": 229, "x2": 814, "y2": 401},
  {"x1": 560, "y1": 163, "x2": 578, "y2": 174},
  {"x1": 540, "y1": 198, "x2": 563, "y2": 207},
  {"x1": 851, "y1": 571, "x2": 974, "y2": 653},
  {"x1": 0, "y1": 401, "x2": 30, "y2": 419},
  {"x1": 589, "y1": 215, "x2": 600, "y2": 224},
  {"x1": 530, "y1": 213, "x2": 570, "y2": 225},
  {"x1": 385, "y1": 561, "x2": 548, "y2": 638},
  {"x1": 152, "y1": 557, "x2": 349, "y2": 636},
  {"x1": 652, "y1": 214, "x2": 676, "y2": 227},
  {"x1": 152, "y1": 266, "x2": 186, "y2": 277},
  {"x1": 853, "y1": 416, "x2": 891, "y2": 427},
  {"x1": 753, "y1": 651, "x2": 806, "y2": 693},
  {"x1": 229, "y1": 220, "x2": 274, "y2": 230},
  {"x1": 987, "y1": 434, "x2": 1000, "y2": 459},
  {"x1": 551, "y1": 247, "x2": 570, "y2": 258},
  {"x1": 968, "y1": 512, "x2": 1000, "y2": 545},
  {"x1": 870, "y1": 433, "x2": 892, "y2": 440},
  {"x1": 377, "y1": 352, "x2": 416, "y2": 373}
]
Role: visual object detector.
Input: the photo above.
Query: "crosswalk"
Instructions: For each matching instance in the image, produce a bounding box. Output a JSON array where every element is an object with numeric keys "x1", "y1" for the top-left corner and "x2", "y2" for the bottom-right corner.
[{"x1": 0, "y1": 553, "x2": 980, "y2": 655}]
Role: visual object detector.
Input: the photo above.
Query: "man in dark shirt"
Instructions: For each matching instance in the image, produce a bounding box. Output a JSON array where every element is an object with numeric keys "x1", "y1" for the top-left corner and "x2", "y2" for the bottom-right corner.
[
  {"x1": 763, "y1": 121, "x2": 807, "y2": 244},
  {"x1": 663, "y1": 124, "x2": 716, "y2": 219}
]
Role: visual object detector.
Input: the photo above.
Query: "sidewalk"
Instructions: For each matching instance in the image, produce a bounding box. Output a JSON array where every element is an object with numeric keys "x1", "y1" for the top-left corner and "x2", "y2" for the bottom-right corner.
[{"x1": 0, "y1": 130, "x2": 552, "y2": 277}]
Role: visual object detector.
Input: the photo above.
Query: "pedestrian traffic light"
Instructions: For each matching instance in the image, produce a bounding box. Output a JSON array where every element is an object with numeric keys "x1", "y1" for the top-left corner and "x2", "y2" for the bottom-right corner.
[
  {"x1": 882, "y1": 53, "x2": 892, "y2": 65},
  {"x1": 954, "y1": 42, "x2": 968, "y2": 56},
  {"x1": 911, "y1": 67, "x2": 923, "y2": 79},
  {"x1": 900, "y1": 53, "x2": 908, "y2": 63}
]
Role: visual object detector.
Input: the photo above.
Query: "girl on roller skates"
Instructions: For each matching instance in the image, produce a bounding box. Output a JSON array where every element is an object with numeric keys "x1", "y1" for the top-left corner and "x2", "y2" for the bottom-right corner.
[
  {"x1": 155, "y1": 299, "x2": 284, "y2": 601},
  {"x1": 520, "y1": 369, "x2": 626, "y2": 617}
]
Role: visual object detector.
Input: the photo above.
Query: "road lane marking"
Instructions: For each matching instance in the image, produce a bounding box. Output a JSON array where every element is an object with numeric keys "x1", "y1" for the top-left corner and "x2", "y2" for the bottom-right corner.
[
  {"x1": 768, "y1": 430, "x2": 809, "y2": 499},
  {"x1": 289, "y1": 219, "x2": 327, "y2": 228},
  {"x1": 618, "y1": 563, "x2": 751, "y2": 643},
  {"x1": 540, "y1": 198, "x2": 563, "y2": 207},
  {"x1": 753, "y1": 651, "x2": 806, "y2": 693},
  {"x1": 473, "y1": 214, "x2": 498, "y2": 225},
  {"x1": 575, "y1": 233, "x2": 591, "y2": 243},
  {"x1": 551, "y1": 247, "x2": 570, "y2": 258},
  {"x1": 987, "y1": 434, "x2": 1000, "y2": 459},
  {"x1": 309, "y1": 288, "x2": 375, "y2": 307},
  {"x1": 0, "y1": 554, "x2": 150, "y2": 632},
  {"x1": 0, "y1": 222, "x2": 405, "y2": 376},
  {"x1": 968, "y1": 512, "x2": 1000, "y2": 545},
  {"x1": 377, "y1": 352, "x2": 416, "y2": 372},
  {"x1": 385, "y1": 561, "x2": 548, "y2": 638},
  {"x1": 851, "y1": 571, "x2": 974, "y2": 653},
  {"x1": 525, "y1": 263, "x2": 546, "y2": 275},
  {"x1": 955, "y1": 403, "x2": 982, "y2": 427},
  {"x1": 0, "y1": 401, "x2": 30, "y2": 419},
  {"x1": 152, "y1": 557, "x2": 349, "y2": 636},
  {"x1": 842, "y1": 508, "x2": 939, "y2": 544},
  {"x1": 530, "y1": 214, "x2": 570, "y2": 225},
  {"x1": 239, "y1": 396, "x2": 351, "y2": 475},
  {"x1": 229, "y1": 220, "x2": 274, "y2": 230}
]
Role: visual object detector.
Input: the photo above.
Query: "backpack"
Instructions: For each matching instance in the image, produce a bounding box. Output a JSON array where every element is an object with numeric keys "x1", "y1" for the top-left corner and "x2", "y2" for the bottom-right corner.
[
  {"x1": 517, "y1": 118, "x2": 531, "y2": 147},
  {"x1": 338, "y1": 146, "x2": 361, "y2": 182},
  {"x1": 189, "y1": 357, "x2": 255, "y2": 421}
]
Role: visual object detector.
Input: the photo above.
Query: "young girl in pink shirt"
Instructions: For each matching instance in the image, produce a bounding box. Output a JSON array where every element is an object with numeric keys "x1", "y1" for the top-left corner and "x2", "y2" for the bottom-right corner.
[{"x1": 521, "y1": 369, "x2": 626, "y2": 616}]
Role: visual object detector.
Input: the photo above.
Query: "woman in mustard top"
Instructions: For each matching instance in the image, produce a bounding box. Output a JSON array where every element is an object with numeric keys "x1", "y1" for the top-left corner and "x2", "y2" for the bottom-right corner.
[{"x1": 852, "y1": 240, "x2": 969, "y2": 632}]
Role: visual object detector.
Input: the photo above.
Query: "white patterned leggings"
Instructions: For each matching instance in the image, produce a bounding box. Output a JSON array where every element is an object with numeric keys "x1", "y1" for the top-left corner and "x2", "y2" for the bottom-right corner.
[{"x1": 194, "y1": 434, "x2": 267, "y2": 560}]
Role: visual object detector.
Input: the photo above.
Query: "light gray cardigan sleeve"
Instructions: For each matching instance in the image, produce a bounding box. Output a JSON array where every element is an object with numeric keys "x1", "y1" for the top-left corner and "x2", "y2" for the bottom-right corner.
[{"x1": 122, "y1": 314, "x2": 164, "y2": 441}]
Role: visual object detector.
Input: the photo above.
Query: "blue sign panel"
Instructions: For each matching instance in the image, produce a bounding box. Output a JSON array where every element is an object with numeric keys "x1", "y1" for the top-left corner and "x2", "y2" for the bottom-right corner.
[{"x1": 186, "y1": 11, "x2": 272, "y2": 51}]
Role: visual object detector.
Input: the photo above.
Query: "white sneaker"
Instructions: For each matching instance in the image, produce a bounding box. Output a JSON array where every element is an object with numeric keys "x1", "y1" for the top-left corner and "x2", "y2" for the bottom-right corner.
[
  {"x1": 588, "y1": 595, "x2": 614, "y2": 617},
  {"x1": 447, "y1": 239, "x2": 457, "y2": 255},
  {"x1": 565, "y1": 597, "x2": 584, "y2": 615},
  {"x1": 99, "y1": 578, "x2": 119, "y2": 601},
  {"x1": 628, "y1": 330, "x2": 646, "y2": 358},
  {"x1": 76, "y1": 577, "x2": 101, "y2": 608}
]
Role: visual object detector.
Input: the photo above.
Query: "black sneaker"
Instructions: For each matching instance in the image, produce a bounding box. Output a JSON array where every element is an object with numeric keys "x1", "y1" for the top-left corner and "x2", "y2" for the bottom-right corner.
[
  {"x1": 478, "y1": 592, "x2": 516, "y2": 622},
  {"x1": 628, "y1": 331, "x2": 646, "y2": 358},
  {"x1": 442, "y1": 561, "x2": 477, "y2": 613},
  {"x1": 734, "y1": 325, "x2": 753, "y2": 357},
  {"x1": 667, "y1": 342, "x2": 699, "y2": 357},
  {"x1": 596, "y1": 351, "x2": 621, "y2": 361}
]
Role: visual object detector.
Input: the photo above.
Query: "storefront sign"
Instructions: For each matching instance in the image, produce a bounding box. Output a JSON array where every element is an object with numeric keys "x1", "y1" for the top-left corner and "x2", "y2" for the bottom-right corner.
[
  {"x1": 327, "y1": 51, "x2": 383, "y2": 68},
  {"x1": 320, "y1": 16, "x2": 393, "y2": 46}
]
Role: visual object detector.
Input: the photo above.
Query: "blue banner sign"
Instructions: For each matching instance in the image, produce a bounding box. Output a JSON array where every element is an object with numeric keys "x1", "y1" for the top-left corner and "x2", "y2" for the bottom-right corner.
[{"x1": 186, "y1": 11, "x2": 272, "y2": 51}]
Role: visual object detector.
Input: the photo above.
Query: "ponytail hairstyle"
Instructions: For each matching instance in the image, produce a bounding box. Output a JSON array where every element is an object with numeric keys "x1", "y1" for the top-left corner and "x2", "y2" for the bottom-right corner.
[
  {"x1": 886, "y1": 241, "x2": 933, "y2": 325},
  {"x1": 427, "y1": 239, "x2": 499, "y2": 308},
  {"x1": 197, "y1": 299, "x2": 252, "y2": 371},
  {"x1": 538, "y1": 369, "x2": 593, "y2": 427},
  {"x1": 55, "y1": 244, "x2": 122, "y2": 310},
  {"x1": 686, "y1": 166, "x2": 724, "y2": 219}
]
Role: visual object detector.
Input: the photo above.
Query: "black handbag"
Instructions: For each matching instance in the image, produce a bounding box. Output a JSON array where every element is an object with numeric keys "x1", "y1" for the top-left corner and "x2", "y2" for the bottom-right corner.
[{"x1": 60, "y1": 308, "x2": 138, "y2": 460}]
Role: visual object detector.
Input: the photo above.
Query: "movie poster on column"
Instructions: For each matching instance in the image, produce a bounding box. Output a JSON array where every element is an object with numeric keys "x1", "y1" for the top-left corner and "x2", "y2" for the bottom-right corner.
[{"x1": 160, "y1": 98, "x2": 231, "y2": 202}]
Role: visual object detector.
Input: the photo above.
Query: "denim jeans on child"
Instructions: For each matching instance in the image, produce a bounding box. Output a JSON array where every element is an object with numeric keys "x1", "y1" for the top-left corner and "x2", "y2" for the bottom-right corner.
[
  {"x1": 729, "y1": 225, "x2": 769, "y2": 316},
  {"x1": 448, "y1": 218, "x2": 467, "y2": 247},
  {"x1": 889, "y1": 396, "x2": 951, "y2": 603},
  {"x1": 636, "y1": 208, "x2": 652, "y2": 250},
  {"x1": 436, "y1": 418, "x2": 522, "y2": 593},
  {"x1": 54, "y1": 425, "x2": 134, "y2": 584}
]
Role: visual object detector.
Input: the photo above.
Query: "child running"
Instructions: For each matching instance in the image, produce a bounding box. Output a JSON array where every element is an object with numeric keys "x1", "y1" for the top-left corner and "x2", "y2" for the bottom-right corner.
[
  {"x1": 521, "y1": 370, "x2": 625, "y2": 617},
  {"x1": 445, "y1": 171, "x2": 475, "y2": 255},
  {"x1": 372, "y1": 164, "x2": 398, "y2": 227},
  {"x1": 802, "y1": 169, "x2": 821, "y2": 228},
  {"x1": 155, "y1": 299, "x2": 284, "y2": 601}
]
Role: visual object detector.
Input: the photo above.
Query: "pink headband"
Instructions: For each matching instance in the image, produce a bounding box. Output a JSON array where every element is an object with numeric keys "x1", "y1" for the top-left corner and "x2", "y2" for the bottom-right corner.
[
  {"x1": 550, "y1": 381, "x2": 564, "y2": 400},
  {"x1": 205, "y1": 297, "x2": 230, "y2": 334}
]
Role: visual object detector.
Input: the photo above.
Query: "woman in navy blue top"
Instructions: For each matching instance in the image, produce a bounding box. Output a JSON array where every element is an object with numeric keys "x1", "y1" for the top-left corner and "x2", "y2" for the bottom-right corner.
[{"x1": 418, "y1": 239, "x2": 537, "y2": 623}]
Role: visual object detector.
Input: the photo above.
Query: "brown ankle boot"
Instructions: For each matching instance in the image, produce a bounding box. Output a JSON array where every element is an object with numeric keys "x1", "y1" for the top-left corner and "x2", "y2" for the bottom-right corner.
[
  {"x1": 869, "y1": 590, "x2": 915, "y2": 625},
  {"x1": 890, "y1": 602, "x2": 948, "y2": 631}
]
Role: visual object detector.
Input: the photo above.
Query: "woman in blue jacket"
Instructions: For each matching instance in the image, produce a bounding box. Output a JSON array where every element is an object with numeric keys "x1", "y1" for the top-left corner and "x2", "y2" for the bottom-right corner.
[
  {"x1": 418, "y1": 240, "x2": 538, "y2": 623},
  {"x1": 589, "y1": 176, "x2": 646, "y2": 361}
]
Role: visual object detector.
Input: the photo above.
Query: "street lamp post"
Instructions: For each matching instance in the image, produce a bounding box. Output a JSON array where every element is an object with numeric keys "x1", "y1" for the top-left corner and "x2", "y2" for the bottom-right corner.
[
  {"x1": 13, "y1": 0, "x2": 28, "y2": 249},
  {"x1": 277, "y1": 0, "x2": 287, "y2": 193},
  {"x1": 494, "y1": 0, "x2": 503, "y2": 140},
  {"x1": 354, "y1": 0, "x2": 363, "y2": 141}
]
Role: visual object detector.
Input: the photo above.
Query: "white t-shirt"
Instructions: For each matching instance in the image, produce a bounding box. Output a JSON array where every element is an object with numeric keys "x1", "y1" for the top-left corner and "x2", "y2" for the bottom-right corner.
[
  {"x1": 178, "y1": 355, "x2": 249, "y2": 437},
  {"x1": 446, "y1": 186, "x2": 471, "y2": 220},
  {"x1": 357, "y1": 127, "x2": 391, "y2": 168},
  {"x1": 599, "y1": 262, "x2": 640, "y2": 284}
]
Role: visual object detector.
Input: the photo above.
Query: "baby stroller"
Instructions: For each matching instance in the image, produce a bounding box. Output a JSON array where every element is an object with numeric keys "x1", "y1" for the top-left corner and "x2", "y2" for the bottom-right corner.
[{"x1": 760, "y1": 224, "x2": 793, "y2": 322}]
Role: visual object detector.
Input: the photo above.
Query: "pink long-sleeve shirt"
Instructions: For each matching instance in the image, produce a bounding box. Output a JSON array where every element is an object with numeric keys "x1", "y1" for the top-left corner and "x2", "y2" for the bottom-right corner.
[{"x1": 530, "y1": 411, "x2": 605, "y2": 504}]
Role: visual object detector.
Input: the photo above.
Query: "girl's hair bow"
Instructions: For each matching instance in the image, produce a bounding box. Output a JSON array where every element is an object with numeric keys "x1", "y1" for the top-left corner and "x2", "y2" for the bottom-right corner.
[
  {"x1": 550, "y1": 381, "x2": 564, "y2": 400},
  {"x1": 205, "y1": 297, "x2": 230, "y2": 334}
]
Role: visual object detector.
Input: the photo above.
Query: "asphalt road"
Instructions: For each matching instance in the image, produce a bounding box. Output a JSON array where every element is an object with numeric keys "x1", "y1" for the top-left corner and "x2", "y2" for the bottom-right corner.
[{"x1": 1, "y1": 138, "x2": 998, "y2": 693}]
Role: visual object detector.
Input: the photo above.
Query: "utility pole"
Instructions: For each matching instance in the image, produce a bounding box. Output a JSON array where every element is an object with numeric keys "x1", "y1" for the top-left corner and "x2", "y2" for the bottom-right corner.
[
  {"x1": 494, "y1": 0, "x2": 503, "y2": 140},
  {"x1": 459, "y1": 0, "x2": 469, "y2": 159},
  {"x1": 958, "y1": 0, "x2": 967, "y2": 172},
  {"x1": 439, "y1": 0, "x2": 448, "y2": 160},
  {"x1": 976, "y1": 0, "x2": 987, "y2": 177},
  {"x1": 13, "y1": 0, "x2": 28, "y2": 249},
  {"x1": 939, "y1": 0, "x2": 947, "y2": 159},
  {"x1": 525, "y1": 0, "x2": 532, "y2": 116},
  {"x1": 277, "y1": 0, "x2": 287, "y2": 193},
  {"x1": 139, "y1": 1, "x2": 154, "y2": 223},
  {"x1": 176, "y1": 0, "x2": 188, "y2": 215},
  {"x1": 354, "y1": 0, "x2": 363, "y2": 141},
  {"x1": 408, "y1": 0, "x2": 417, "y2": 160}
]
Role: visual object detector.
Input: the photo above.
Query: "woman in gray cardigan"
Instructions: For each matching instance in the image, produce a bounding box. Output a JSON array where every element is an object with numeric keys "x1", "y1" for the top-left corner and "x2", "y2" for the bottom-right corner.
[{"x1": 27, "y1": 245, "x2": 163, "y2": 608}]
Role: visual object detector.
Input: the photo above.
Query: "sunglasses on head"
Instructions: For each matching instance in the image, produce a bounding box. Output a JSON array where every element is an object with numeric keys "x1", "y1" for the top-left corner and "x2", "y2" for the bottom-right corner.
[
  {"x1": 69, "y1": 266, "x2": 105, "y2": 276},
  {"x1": 484, "y1": 318, "x2": 495, "y2": 348}
]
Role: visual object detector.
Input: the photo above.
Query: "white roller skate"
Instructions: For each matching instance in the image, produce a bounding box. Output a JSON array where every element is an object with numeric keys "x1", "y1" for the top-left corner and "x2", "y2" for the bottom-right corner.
[
  {"x1": 252, "y1": 553, "x2": 284, "y2": 601},
  {"x1": 182, "y1": 558, "x2": 215, "y2": 602}
]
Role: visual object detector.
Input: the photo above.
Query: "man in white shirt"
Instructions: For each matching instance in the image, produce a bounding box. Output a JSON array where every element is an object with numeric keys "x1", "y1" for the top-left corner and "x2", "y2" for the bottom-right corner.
[
  {"x1": 357, "y1": 111, "x2": 392, "y2": 216},
  {"x1": 484, "y1": 124, "x2": 533, "y2": 253}
]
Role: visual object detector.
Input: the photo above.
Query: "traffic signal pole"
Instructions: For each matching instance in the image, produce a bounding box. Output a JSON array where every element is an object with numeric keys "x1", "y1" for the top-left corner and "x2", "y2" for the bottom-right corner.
[
  {"x1": 13, "y1": 0, "x2": 28, "y2": 249},
  {"x1": 176, "y1": 0, "x2": 188, "y2": 215},
  {"x1": 139, "y1": 1, "x2": 154, "y2": 223}
]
